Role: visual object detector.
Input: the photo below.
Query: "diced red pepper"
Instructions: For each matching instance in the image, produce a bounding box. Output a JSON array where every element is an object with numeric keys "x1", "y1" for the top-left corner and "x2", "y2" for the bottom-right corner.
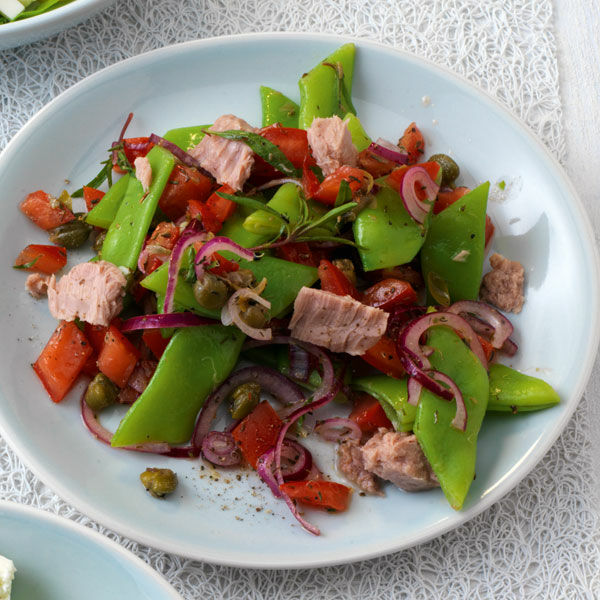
[
  {"x1": 142, "y1": 329, "x2": 171, "y2": 360},
  {"x1": 159, "y1": 164, "x2": 214, "y2": 221},
  {"x1": 97, "y1": 324, "x2": 140, "y2": 388},
  {"x1": 349, "y1": 392, "x2": 394, "y2": 433},
  {"x1": 275, "y1": 242, "x2": 323, "y2": 267},
  {"x1": 231, "y1": 401, "x2": 283, "y2": 468},
  {"x1": 399, "y1": 122, "x2": 425, "y2": 165},
  {"x1": 361, "y1": 336, "x2": 406, "y2": 379},
  {"x1": 279, "y1": 480, "x2": 352, "y2": 512},
  {"x1": 362, "y1": 278, "x2": 418, "y2": 312},
  {"x1": 14, "y1": 244, "x2": 67, "y2": 274},
  {"x1": 33, "y1": 321, "x2": 93, "y2": 403},
  {"x1": 357, "y1": 148, "x2": 395, "y2": 178},
  {"x1": 252, "y1": 125, "x2": 310, "y2": 182},
  {"x1": 485, "y1": 215, "x2": 495, "y2": 249},
  {"x1": 113, "y1": 137, "x2": 154, "y2": 174},
  {"x1": 149, "y1": 221, "x2": 180, "y2": 251},
  {"x1": 301, "y1": 155, "x2": 321, "y2": 199},
  {"x1": 478, "y1": 335, "x2": 495, "y2": 362},
  {"x1": 204, "y1": 184, "x2": 237, "y2": 224},
  {"x1": 318, "y1": 259, "x2": 361, "y2": 300},
  {"x1": 434, "y1": 186, "x2": 470, "y2": 214},
  {"x1": 188, "y1": 199, "x2": 222, "y2": 233},
  {"x1": 83, "y1": 186, "x2": 105, "y2": 212},
  {"x1": 81, "y1": 353, "x2": 100, "y2": 378},
  {"x1": 312, "y1": 166, "x2": 371, "y2": 206},
  {"x1": 84, "y1": 323, "x2": 110, "y2": 354},
  {"x1": 20, "y1": 190, "x2": 75, "y2": 231}
]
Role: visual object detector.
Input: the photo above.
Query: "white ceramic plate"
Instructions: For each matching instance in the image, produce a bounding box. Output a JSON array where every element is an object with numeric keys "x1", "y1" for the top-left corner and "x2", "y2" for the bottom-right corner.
[
  {"x1": 0, "y1": 34, "x2": 598, "y2": 568},
  {"x1": 0, "y1": 0, "x2": 115, "y2": 50},
  {"x1": 0, "y1": 500, "x2": 182, "y2": 599}
]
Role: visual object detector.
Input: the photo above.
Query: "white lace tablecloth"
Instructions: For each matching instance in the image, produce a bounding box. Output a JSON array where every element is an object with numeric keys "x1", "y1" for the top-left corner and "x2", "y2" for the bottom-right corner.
[{"x1": 1, "y1": 1, "x2": 599, "y2": 598}]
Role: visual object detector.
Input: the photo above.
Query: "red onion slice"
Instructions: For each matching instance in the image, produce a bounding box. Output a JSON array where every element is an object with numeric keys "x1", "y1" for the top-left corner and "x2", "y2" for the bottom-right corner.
[
  {"x1": 368, "y1": 140, "x2": 409, "y2": 165},
  {"x1": 148, "y1": 133, "x2": 213, "y2": 179},
  {"x1": 257, "y1": 448, "x2": 283, "y2": 498},
  {"x1": 138, "y1": 243, "x2": 170, "y2": 275},
  {"x1": 401, "y1": 166, "x2": 439, "y2": 224},
  {"x1": 254, "y1": 178, "x2": 302, "y2": 192},
  {"x1": 280, "y1": 439, "x2": 313, "y2": 481},
  {"x1": 407, "y1": 377, "x2": 422, "y2": 407},
  {"x1": 222, "y1": 288, "x2": 272, "y2": 341},
  {"x1": 446, "y1": 300, "x2": 514, "y2": 349},
  {"x1": 201, "y1": 431, "x2": 242, "y2": 467},
  {"x1": 315, "y1": 418, "x2": 362, "y2": 443},
  {"x1": 121, "y1": 313, "x2": 216, "y2": 332},
  {"x1": 194, "y1": 236, "x2": 255, "y2": 281},
  {"x1": 288, "y1": 344, "x2": 313, "y2": 382}
]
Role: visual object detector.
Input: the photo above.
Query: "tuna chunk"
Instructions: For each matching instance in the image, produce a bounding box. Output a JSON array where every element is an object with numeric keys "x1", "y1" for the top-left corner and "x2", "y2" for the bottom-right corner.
[
  {"x1": 307, "y1": 116, "x2": 358, "y2": 176},
  {"x1": 189, "y1": 114, "x2": 257, "y2": 191},
  {"x1": 48, "y1": 260, "x2": 127, "y2": 326},
  {"x1": 361, "y1": 428, "x2": 439, "y2": 492},
  {"x1": 134, "y1": 156, "x2": 152, "y2": 193},
  {"x1": 479, "y1": 252, "x2": 525, "y2": 313},
  {"x1": 289, "y1": 287, "x2": 388, "y2": 355},
  {"x1": 337, "y1": 439, "x2": 382, "y2": 495},
  {"x1": 25, "y1": 273, "x2": 51, "y2": 299}
]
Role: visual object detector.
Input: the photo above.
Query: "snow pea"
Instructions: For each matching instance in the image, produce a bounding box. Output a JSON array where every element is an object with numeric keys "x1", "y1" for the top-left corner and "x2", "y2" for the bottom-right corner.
[
  {"x1": 260, "y1": 86, "x2": 300, "y2": 127},
  {"x1": 85, "y1": 174, "x2": 130, "y2": 229},
  {"x1": 298, "y1": 43, "x2": 356, "y2": 129},
  {"x1": 414, "y1": 325, "x2": 489, "y2": 510},
  {"x1": 343, "y1": 112, "x2": 372, "y2": 152},
  {"x1": 243, "y1": 183, "x2": 303, "y2": 236},
  {"x1": 162, "y1": 125, "x2": 210, "y2": 151},
  {"x1": 101, "y1": 146, "x2": 175, "y2": 271},
  {"x1": 487, "y1": 364, "x2": 560, "y2": 412},
  {"x1": 353, "y1": 179, "x2": 430, "y2": 271},
  {"x1": 421, "y1": 182, "x2": 489, "y2": 303},
  {"x1": 352, "y1": 375, "x2": 415, "y2": 432},
  {"x1": 111, "y1": 325, "x2": 245, "y2": 446},
  {"x1": 141, "y1": 255, "x2": 318, "y2": 319},
  {"x1": 219, "y1": 207, "x2": 266, "y2": 249}
]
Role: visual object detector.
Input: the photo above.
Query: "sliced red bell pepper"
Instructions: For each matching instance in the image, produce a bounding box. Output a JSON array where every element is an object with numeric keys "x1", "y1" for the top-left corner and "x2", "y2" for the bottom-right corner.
[
  {"x1": 97, "y1": 324, "x2": 140, "y2": 388},
  {"x1": 81, "y1": 353, "x2": 100, "y2": 378},
  {"x1": 20, "y1": 190, "x2": 75, "y2": 231},
  {"x1": 83, "y1": 186, "x2": 105, "y2": 212},
  {"x1": 14, "y1": 244, "x2": 67, "y2": 274},
  {"x1": 318, "y1": 259, "x2": 361, "y2": 300},
  {"x1": 149, "y1": 221, "x2": 180, "y2": 251},
  {"x1": 362, "y1": 278, "x2": 418, "y2": 311},
  {"x1": 252, "y1": 125, "x2": 310, "y2": 181},
  {"x1": 361, "y1": 335, "x2": 406, "y2": 379},
  {"x1": 399, "y1": 122, "x2": 425, "y2": 165},
  {"x1": 275, "y1": 242, "x2": 322, "y2": 267},
  {"x1": 279, "y1": 480, "x2": 352, "y2": 512},
  {"x1": 312, "y1": 166, "x2": 371, "y2": 206},
  {"x1": 357, "y1": 148, "x2": 395, "y2": 178},
  {"x1": 349, "y1": 392, "x2": 394, "y2": 433},
  {"x1": 231, "y1": 401, "x2": 283, "y2": 468},
  {"x1": 33, "y1": 321, "x2": 93, "y2": 403},
  {"x1": 204, "y1": 184, "x2": 237, "y2": 224},
  {"x1": 142, "y1": 329, "x2": 171, "y2": 360},
  {"x1": 301, "y1": 155, "x2": 320, "y2": 199},
  {"x1": 84, "y1": 323, "x2": 110, "y2": 354},
  {"x1": 478, "y1": 335, "x2": 495, "y2": 362},
  {"x1": 159, "y1": 164, "x2": 213, "y2": 221}
]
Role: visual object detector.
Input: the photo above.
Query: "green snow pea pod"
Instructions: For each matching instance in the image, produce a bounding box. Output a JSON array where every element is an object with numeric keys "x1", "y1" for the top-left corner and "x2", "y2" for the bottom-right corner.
[
  {"x1": 101, "y1": 146, "x2": 175, "y2": 271},
  {"x1": 260, "y1": 86, "x2": 300, "y2": 128},
  {"x1": 352, "y1": 375, "x2": 415, "y2": 432},
  {"x1": 85, "y1": 175, "x2": 130, "y2": 229},
  {"x1": 111, "y1": 325, "x2": 244, "y2": 446},
  {"x1": 219, "y1": 206, "x2": 266, "y2": 249},
  {"x1": 141, "y1": 255, "x2": 318, "y2": 319},
  {"x1": 162, "y1": 124, "x2": 210, "y2": 152},
  {"x1": 353, "y1": 179, "x2": 430, "y2": 271},
  {"x1": 298, "y1": 43, "x2": 356, "y2": 129},
  {"x1": 343, "y1": 112, "x2": 372, "y2": 152},
  {"x1": 487, "y1": 364, "x2": 560, "y2": 412},
  {"x1": 414, "y1": 325, "x2": 489, "y2": 510},
  {"x1": 421, "y1": 182, "x2": 489, "y2": 303},
  {"x1": 243, "y1": 183, "x2": 303, "y2": 236}
]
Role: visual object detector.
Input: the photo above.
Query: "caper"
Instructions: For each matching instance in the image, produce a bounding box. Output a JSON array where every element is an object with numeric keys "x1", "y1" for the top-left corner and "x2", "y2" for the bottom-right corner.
[
  {"x1": 429, "y1": 153, "x2": 460, "y2": 187},
  {"x1": 93, "y1": 230, "x2": 106, "y2": 255},
  {"x1": 225, "y1": 268, "x2": 255, "y2": 289},
  {"x1": 427, "y1": 271, "x2": 451, "y2": 307},
  {"x1": 230, "y1": 382, "x2": 261, "y2": 419},
  {"x1": 140, "y1": 468, "x2": 178, "y2": 499},
  {"x1": 332, "y1": 258, "x2": 357, "y2": 287},
  {"x1": 84, "y1": 373, "x2": 119, "y2": 412},
  {"x1": 49, "y1": 214, "x2": 93, "y2": 249},
  {"x1": 240, "y1": 302, "x2": 269, "y2": 329},
  {"x1": 193, "y1": 274, "x2": 229, "y2": 310}
]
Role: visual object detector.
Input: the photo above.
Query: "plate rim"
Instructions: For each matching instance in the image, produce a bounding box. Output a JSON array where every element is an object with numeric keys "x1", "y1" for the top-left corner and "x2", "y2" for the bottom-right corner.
[
  {"x1": 1, "y1": 31, "x2": 599, "y2": 568},
  {"x1": 0, "y1": 499, "x2": 183, "y2": 598}
]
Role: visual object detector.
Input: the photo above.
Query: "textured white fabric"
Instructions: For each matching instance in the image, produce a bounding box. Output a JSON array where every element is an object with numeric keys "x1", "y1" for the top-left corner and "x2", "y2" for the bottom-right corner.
[{"x1": 1, "y1": 1, "x2": 599, "y2": 598}]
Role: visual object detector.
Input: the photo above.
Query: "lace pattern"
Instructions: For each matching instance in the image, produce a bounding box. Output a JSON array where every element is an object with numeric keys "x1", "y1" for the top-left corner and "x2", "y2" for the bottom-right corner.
[{"x1": 1, "y1": 1, "x2": 598, "y2": 598}]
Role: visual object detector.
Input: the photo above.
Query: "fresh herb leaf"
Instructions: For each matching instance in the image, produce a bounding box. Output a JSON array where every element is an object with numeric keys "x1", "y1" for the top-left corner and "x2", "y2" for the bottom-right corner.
[
  {"x1": 303, "y1": 201, "x2": 357, "y2": 233},
  {"x1": 203, "y1": 129, "x2": 301, "y2": 178},
  {"x1": 71, "y1": 155, "x2": 114, "y2": 198},
  {"x1": 13, "y1": 257, "x2": 39, "y2": 270},
  {"x1": 334, "y1": 179, "x2": 352, "y2": 207}
]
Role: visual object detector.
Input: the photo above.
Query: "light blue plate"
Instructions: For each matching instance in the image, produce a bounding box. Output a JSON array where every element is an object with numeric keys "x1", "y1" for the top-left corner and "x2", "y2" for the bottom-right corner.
[
  {"x1": 0, "y1": 34, "x2": 598, "y2": 568},
  {"x1": 0, "y1": 501, "x2": 181, "y2": 599}
]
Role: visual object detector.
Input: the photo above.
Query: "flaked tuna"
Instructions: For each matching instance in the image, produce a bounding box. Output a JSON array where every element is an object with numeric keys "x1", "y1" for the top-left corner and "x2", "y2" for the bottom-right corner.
[
  {"x1": 307, "y1": 116, "x2": 358, "y2": 176},
  {"x1": 479, "y1": 252, "x2": 525, "y2": 313},
  {"x1": 48, "y1": 260, "x2": 127, "y2": 327},
  {"x1": 289, "y1": 287, "x2": 387, "y2": 355},
  {"x1": 361, "y1": 428, "x2": 439, "y2": 492},
  {"x1": 337, "y1": 439, "x2": 382, "y2": 495},
  {"x1": 134, "y1": 156, "x2": 152, "y2": 193},
  {"x1": 25, "y1": 273, "x2": 51, "y2": 299},
  {"x1": 189, "y1": 114, "x2": 257, "y2": 191}
]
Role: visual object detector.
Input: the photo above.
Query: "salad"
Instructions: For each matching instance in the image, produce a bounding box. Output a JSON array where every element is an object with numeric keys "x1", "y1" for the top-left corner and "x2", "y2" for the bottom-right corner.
[
  {"x1": 0, "y1": 0, "x2": 74, "y2": 24},
  {"x1": 13, "y1": 43, "x2": 560, "y2": 535}
]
